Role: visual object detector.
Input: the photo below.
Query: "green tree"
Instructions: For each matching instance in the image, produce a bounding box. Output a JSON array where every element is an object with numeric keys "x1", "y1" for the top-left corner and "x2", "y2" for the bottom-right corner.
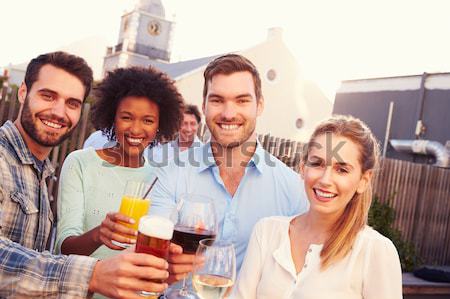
[{"x1": 368, "y1": 195, "x2": 421, "y2": 272}]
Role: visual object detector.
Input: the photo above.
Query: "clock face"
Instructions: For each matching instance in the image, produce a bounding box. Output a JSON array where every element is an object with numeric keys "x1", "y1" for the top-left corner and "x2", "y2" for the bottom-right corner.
[{"x1": 148, "y1": 20, "x2": 161, "y2": 36}]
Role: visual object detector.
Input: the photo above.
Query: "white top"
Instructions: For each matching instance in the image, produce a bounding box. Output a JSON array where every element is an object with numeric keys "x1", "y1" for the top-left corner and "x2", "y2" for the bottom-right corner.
[{"x1": 232, "y1": 216, "x2": 402, "y2": 299}]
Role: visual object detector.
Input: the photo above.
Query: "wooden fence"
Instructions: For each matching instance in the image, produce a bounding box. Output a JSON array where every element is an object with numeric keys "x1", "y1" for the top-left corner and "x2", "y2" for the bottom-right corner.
[
  {"x1": 0, "y1": 86, "x2": 96, "y2": 201},
  {"x1": 1, "y1": 85, "x2": 449, "y2": 265},
  {"x1": 373, "y1": 159, "x2": 450, "y2": 265}
]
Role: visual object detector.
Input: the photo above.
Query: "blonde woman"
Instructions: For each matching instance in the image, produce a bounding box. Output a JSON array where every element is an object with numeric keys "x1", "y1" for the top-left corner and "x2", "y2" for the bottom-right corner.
[{"x1": 233, "y1": 115, "x2": 402, "y2": 299}]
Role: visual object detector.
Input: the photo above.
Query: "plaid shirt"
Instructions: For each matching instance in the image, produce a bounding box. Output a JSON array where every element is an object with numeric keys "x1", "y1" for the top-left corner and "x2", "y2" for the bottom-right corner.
[{"x1": 0, "y1": 121, "x2": 97, "y2": 298}]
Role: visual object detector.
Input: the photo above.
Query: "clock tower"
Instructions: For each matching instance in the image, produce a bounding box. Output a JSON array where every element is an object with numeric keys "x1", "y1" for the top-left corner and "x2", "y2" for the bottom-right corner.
[{"x1": 103, "y1": 0, "x2": 174, "y2": 76}]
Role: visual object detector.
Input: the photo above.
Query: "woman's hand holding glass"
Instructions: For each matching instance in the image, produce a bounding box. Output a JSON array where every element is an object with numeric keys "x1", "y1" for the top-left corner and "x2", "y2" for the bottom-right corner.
[
  {"x1": 95, "y1": 211, "x2": 138, "y2": 250},
  {"x1": 111, "y1": 180, "x2": 152, "y2": 248}
]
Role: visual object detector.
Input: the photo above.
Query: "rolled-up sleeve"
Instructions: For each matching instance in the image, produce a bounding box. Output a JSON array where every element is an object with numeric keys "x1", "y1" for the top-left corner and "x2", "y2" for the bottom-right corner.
[{"x1": 0, "y1": 236, "x2": 97, "y2": 298}]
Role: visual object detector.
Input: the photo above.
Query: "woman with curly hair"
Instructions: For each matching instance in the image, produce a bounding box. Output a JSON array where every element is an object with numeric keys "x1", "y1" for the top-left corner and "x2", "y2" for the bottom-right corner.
[
  {"x1": 55, "y1": 67, "x2": 184, "y2": 260},
  {"x1": 234, "y1": 115, "x2": 402, "y2": 299}
]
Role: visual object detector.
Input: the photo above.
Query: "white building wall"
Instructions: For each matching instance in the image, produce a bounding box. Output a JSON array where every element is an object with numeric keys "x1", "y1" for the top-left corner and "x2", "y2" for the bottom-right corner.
[
  {"x1": 8, "y1": 68, "x2": 26, "y2": 86},
  {"x1": 175, "y1": 29, "x2": 331, "y2": 141}
]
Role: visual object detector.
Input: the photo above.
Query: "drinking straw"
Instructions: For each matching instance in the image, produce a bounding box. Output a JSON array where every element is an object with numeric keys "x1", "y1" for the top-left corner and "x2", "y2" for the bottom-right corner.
[{"x1": 143, "y1": 177, "x2": 158, "y2": 199}]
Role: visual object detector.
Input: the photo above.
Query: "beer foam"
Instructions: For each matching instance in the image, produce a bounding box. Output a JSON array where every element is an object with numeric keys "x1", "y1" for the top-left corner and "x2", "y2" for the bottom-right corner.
[{"x1": 139, "y1": 215, "x2": 174, "y2": 240}]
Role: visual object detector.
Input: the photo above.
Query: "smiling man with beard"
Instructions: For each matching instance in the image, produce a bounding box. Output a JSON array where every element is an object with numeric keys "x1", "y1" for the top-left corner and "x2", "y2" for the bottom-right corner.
[
  {"x1": 17, "y1": 65, "x2": 81, "y2": 156},
  {"x1": 0, "y1": 52, "x2": 178, "y2": 299},
  {"x1": 150, "y1": 54, "x2": 309, "y2": 278},
  {"x1": 19, "y1": 84, "x2": 76, "y2": 148}
]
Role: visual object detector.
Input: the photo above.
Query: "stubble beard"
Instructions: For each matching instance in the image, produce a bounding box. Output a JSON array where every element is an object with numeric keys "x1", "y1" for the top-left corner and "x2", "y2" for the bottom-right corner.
[
  {"x1": 208, "y1": 118, "x2": 256, "y2": 150},
  {"x1": 20, "y1": 96, "x2": 75, "y2": 147}
]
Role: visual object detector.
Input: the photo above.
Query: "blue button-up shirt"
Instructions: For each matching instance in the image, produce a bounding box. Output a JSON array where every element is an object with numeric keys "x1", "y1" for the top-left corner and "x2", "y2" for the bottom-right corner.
[
  {"x1": 146, "y1": 135, "x2": 203, "y2": 166},
  {"x1": 150, "y1": 141, "x2": 309, "y2": 271}
]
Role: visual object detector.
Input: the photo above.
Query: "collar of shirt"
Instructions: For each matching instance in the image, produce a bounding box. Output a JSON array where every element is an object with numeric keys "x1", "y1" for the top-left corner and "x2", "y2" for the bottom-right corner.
[
  {"x1": 197, "y1": 139, "x2": 267, "y2": 174},
  {"x1": 1, "y1": 120, "x2": 55, "y2": 176},
  {"x1": 272, "y1": 215, "x2": 323, "y2": 279}
]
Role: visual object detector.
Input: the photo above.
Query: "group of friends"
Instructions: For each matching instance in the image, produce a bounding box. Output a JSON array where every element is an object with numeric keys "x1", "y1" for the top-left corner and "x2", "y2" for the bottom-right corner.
[{"x1": 0, "y1": 51, "x2": 402, "y2": 299}]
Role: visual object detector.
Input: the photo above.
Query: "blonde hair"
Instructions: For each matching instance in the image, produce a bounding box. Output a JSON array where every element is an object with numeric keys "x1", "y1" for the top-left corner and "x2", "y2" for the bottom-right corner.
[{"x1": 302, "y1": 115, "x2": 380, "y2": 270}]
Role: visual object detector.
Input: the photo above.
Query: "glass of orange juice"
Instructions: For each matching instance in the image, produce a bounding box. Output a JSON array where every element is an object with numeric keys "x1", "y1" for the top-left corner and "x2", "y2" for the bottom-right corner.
[{"x1": 112, "y1": 180, "x2": 151, "y2": 248}]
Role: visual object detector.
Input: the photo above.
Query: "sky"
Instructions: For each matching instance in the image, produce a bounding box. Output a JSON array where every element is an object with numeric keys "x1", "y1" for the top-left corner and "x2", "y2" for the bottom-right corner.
[{"x1": 1, "y1": 0, "x2": 450, "y2": 100}]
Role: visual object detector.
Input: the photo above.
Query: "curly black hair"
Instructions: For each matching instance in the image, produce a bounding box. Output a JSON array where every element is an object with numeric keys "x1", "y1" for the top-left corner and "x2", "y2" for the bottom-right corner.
[{"x1": 91, "y1": 66, "x2": 184, "y2": 142}]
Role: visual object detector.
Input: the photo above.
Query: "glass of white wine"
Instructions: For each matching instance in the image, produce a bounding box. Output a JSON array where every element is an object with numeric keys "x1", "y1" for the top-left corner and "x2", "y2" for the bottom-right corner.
[{"x1": 192, "y1": 239, "x2": 236, "y2": 299}]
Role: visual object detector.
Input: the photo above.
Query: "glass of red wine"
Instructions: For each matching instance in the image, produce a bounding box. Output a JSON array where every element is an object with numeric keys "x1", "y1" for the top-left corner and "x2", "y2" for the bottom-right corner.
[{"x1": 164, "y1": 194, "x2": 218, "y2": 299}]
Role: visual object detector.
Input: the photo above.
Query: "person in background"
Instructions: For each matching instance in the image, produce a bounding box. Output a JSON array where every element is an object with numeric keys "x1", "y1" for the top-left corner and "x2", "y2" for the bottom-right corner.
[
  {"x1": 150, "y1": 54, "x2": 309, "y2": 273},
  {"x1": 149, "y1": 104, "x2": 203, "y2": 164},
  {"x1": 56, "y1": 67, "x2": 193, "y2": 297},
  {"x1": 177, "y1": 104, "x2": 203, "y2": 151},
  {"x1": 234, "y1": 115, "x2": 402, "y2": 299},
  {"x1": 0, "y1": 52, "x2": 172, "y2": 298},
  {"x1": 84, "y1": 104, "x2": 204, "y2": 166}
]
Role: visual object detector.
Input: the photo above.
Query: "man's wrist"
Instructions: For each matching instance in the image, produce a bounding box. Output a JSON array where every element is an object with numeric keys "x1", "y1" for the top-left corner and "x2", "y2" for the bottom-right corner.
[{"x1": 88, "y1": 260, "x2": 101, "y2": 294}]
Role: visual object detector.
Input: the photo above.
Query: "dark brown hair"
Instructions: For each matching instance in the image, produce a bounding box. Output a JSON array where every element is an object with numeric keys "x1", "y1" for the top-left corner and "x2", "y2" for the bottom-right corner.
[
  {"x1": 24, "y1": 51, "x2": 93, "y2": 100},
  {"x1": 203, "y1": 54, "x2": 262, "y2": 100},
  {"x1": 184, "y1": 104, "x2": 201, "y2": 123}
]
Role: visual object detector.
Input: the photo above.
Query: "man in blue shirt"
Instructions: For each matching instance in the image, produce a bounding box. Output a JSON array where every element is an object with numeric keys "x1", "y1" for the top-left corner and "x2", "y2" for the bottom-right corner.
[{"x1": 151, "y1": 54, "x2": 309, "y2": 272}]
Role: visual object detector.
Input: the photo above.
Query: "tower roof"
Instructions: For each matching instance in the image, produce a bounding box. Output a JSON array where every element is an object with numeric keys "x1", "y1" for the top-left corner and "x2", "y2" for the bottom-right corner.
[{"x1": 137, "y1": 0, "x2": 165, "y2": 17}]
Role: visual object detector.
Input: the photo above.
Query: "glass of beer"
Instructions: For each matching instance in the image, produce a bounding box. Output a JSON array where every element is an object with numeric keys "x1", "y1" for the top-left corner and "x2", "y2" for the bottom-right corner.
[
  {"x1": 113, "y1": 180, "x2": 151, "y2": 248},
  {"x1": 164, "y1": 194, "x2": 218, "y2": 299},
  {"x1": 136, "y1": 215, "x2": 174, "y2": 298},
  {"x1": 193, "y1": 239, "x2": 236, "y2": 299}
]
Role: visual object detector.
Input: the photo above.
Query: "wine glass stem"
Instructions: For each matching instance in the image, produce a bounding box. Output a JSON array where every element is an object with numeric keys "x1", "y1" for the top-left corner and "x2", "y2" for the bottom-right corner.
[{"x1": 179, "y1": 277, "x2": 188, "y2": 295}]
